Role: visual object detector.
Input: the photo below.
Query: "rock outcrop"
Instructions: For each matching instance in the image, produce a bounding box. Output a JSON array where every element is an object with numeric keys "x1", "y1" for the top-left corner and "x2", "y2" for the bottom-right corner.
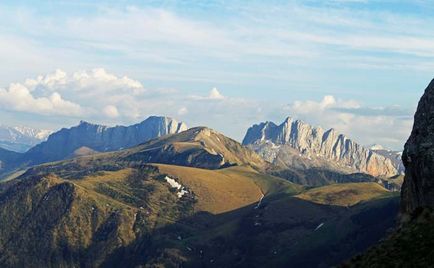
[
  {"x1": 401, "y1": 79, "x2": 434, "y2": 213},
  {"x1": 22, "y1": 116, "x2": 187, "y2": 165},
  {"x1": 243, "y1": 117, "x2": 399, "y2": 178}
]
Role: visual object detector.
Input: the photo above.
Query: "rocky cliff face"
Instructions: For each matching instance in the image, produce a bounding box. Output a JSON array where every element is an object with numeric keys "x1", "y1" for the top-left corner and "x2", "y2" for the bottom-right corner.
[
  {"x1": 243, "y1": 117, "x2": 399, "y2": 178},
  {"x1": 22, "y1": 116, "x2": 187, "y2": 165},
  {"x1": 401, "y1": 79, "x2": 434, "y2": 213},
  {"x1": 370, "y1": 146, "x2": 405, "y2": 175}
]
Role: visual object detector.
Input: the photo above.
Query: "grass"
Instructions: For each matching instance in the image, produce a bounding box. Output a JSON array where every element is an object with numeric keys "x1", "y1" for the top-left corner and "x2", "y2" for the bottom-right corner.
[
  {"x1": 296, "y1": 182, "x2": 397, "y2": 207},
  {"x1": 153, "y1": 164, "x2": 301, "y2": 214}
]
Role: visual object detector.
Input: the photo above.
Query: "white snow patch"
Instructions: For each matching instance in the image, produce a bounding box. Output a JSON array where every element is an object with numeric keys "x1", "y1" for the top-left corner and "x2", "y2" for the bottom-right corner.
[
  {"x1": 254, "y1": 194, "x2": 265, "y2": 209},
  {"x1": 165, "y1": 176, "x2": 189, "y2": 198},
  {"x1": 314, "y1": 223, "x2": 324, "y2": 231}
]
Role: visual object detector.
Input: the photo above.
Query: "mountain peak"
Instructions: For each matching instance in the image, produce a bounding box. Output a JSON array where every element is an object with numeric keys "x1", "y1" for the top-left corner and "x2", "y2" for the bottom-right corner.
[{"x1": 243, "y1": 117, "x2": 399, "y2": 178}]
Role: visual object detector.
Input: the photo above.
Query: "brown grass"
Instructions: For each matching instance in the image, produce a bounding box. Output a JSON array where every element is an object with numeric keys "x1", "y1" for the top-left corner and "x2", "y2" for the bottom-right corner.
[{"x1": 296, "y1": 182, "x2": 392, "y2": 207}]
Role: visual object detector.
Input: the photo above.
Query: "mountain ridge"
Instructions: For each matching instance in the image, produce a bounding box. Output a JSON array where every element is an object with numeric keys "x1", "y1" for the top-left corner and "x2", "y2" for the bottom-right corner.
[
  {"x1": 243, "y1": 117, "x2": 399, "y2": 179},
  {"x1": 21, "y1": 116, "x2": 187, "y2": 166}
]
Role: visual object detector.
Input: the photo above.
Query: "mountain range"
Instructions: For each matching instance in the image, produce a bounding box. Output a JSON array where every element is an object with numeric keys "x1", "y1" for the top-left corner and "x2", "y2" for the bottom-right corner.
[
  {"x1": 0, "y1": 116, "x2": 187, "y2": 176},
  {"x1": 0, "y1": 111, "x2": 416, "y2": 267},
  {"x1": 0, "y1": 125, "x2": 51, "y2": 152},
  {"x1": 21, "y1": 116, "x2": 187, "y2": 165},
  {"x1": 0, "y1": 119, "x2": 399, "y2": 267},
  {"x1": 243, "y1": 117, "x2": 401, "y2": 186}
]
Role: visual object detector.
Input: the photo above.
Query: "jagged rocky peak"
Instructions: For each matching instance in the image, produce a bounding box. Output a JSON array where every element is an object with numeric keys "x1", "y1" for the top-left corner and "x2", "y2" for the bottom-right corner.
[
  {"x1": 401, "y1": 79, "x2": 434, "y2": 213},
  {"x1": 243, "y1": 117, "x2": 399, "y2": 178}
]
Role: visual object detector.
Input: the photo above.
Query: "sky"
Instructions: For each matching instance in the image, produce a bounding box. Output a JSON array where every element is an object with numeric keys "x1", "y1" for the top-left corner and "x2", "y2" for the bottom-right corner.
[{"x1": 0, "y1": 0, "x2": 433, "y2": 150}]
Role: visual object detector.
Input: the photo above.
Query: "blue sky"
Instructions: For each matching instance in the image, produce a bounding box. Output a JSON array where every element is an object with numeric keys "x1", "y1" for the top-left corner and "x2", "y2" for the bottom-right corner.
[{"x1": 0, "y1": 0, "x2": 433, "y2": 150}]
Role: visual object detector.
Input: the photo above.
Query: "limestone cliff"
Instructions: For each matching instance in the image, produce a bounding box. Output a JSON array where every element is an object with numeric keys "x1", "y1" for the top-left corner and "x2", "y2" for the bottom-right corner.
[{"x1": 243, "y1": 117, "x2": 399, "y2": 178}]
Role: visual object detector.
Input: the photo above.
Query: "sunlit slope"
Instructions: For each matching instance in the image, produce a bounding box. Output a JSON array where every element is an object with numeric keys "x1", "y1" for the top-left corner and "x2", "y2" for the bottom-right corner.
[
  {"x1": 123, "y1": 127, "x2": 268, "y2": 171},
  {"x1": 154, "y1": 164, "x2": 302, "y2": 214},
  {"x1": 296, "y1": 182, "x2": 396, "y2": 206}
]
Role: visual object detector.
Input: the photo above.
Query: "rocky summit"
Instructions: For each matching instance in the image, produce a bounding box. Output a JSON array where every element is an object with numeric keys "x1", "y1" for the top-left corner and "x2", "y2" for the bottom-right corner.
[{"x1": 243, "y1": 117, "x2": 399, "y2": 178}]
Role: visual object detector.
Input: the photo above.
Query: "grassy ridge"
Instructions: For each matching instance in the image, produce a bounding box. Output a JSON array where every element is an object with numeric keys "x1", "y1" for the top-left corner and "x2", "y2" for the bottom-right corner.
[
  {"x1": 155, "y1": 164, "x2": 303, "y2": 214},
  {"x1": 296, "y1": 182, "x2": 397, "y2": 207}
]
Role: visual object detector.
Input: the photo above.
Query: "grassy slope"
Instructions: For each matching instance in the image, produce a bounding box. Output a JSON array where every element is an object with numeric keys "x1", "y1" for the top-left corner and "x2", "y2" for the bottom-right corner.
[
  {"x1": 296, "y1": 182, "x2": 396, "y2": 207},
  {"x1": 155, "y1": 164, "x2": 302, "y2": 214},
  {"x1": 0, "y1": 161, "x2": 304, "y2": 267},
  {"x1": 0, "y1": 166, "x2": 196, "y2": 267},
  {"x1": 160, "y1": 190, "x2": 400, "y2": 268},
  {"x1": 0, "y1": 154, "x2": 399, "y2": 267}
]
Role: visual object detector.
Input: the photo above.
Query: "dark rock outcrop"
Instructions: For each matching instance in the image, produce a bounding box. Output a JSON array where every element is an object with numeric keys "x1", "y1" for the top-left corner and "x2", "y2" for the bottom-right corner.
[{"x1": 401, "y1": 79, "x2": 434, "y2": 213}]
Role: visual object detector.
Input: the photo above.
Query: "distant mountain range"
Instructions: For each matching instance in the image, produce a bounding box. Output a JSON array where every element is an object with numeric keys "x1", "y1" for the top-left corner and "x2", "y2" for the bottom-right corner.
[
  {"x1": 243, "y1": 117, "x2": 401, "y2": 185},
  {"x1": 1, "y1": 115, "x2": 404, "y2": 187},
  {"x1": 22, "y1": 116, "x2": 187, "y2": 165},
  {"x1": 0, "y1": 125, "x2": 51, "y2": 152},
  {"x1": 369, "y1": 144, "x2": 405, "y2": 175},
  {"x1": 0, "y1": 116, "x2": 187, "y2": 175}
]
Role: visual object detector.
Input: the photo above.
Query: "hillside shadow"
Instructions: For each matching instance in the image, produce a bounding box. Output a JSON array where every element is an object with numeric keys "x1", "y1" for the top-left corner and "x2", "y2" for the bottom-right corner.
[{"x1": 101, "y1": 193, "x2": 400, "y2": 268}]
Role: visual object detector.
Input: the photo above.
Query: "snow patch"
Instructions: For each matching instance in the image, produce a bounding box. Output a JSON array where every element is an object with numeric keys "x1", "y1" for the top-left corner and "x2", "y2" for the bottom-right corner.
[
  {"x1": 164, "y1": 176, "x2": 189, "y2": 198},
  {"x1": 254, "y1": 194, "x2": 265, "y2": 209},
  {"x1": 314, "y1": 223, "x2": 324, "y2": 231}
]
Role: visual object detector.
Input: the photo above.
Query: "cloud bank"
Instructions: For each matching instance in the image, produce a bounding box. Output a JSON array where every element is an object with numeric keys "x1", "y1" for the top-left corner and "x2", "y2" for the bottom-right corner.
[{"x1": 0, "y1": 69, "x2": 414, "y2": 150}]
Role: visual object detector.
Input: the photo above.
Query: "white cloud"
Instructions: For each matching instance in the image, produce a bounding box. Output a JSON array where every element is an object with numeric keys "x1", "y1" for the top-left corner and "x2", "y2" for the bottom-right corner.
[
  {"x1": 190, "y1": 87, "x2": 225, "y2": 101},
  {"x1": 0, "y1": 68, "x2": 146, "y2": 119},
  {"x1": 0, "y1": 82, "x2": 82, "y2": 116},
  {"x1": 103, "y1": 105, "x2": 120, "y2": 118},
  {"x1": 208, "y1": 88, "x2": 225, "y2": 100},
  {"x1": 0, "y1": 69, "x2": 414, "y2": 151},
  {"x1": 177, "y1": 107, "x2": 188, "y2": 115}
]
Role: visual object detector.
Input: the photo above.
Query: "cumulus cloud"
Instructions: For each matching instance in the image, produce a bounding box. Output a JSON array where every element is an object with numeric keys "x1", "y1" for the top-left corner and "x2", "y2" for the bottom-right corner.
[
  {"x1": 190, "y1": 87, "x2": 225, "y2": 101},
  {"x1": 103, "y1": 105, "x2": 120, "y2": 118},
  {"x1": 0, "y1": 69, "x2": 414, "y2": 151},
  {"x1": 0, "y1": 82, "x2": 83, "y2": 116},
  {"x1": 177, "y1": 107, "x2": 188, "y2": 115},
  {"x1": 0, "y1": 68, "x2": 148, "y2": 120},
  {"x1": 208, "y1": 88, "x2": 225, "y2": 100}
]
